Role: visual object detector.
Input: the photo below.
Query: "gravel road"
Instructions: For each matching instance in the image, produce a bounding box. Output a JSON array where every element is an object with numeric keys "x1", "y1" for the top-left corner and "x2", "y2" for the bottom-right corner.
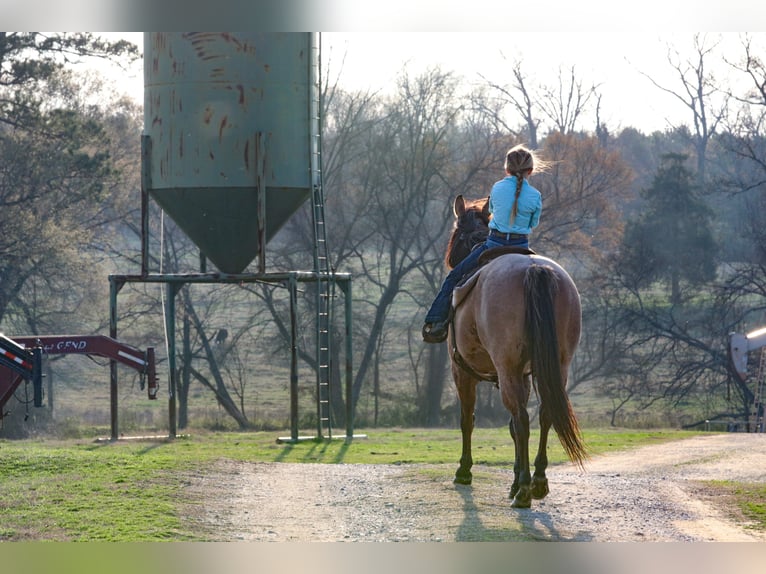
[{"x1": 181, "y1": 433, "x2": 766, "y2": 542}]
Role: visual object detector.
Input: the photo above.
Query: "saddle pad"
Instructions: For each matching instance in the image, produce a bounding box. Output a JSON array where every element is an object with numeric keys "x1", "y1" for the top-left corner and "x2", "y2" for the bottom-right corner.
[
  {"x1": 453, "y1": 269, "x2": 482, "y2": 308},
  {"x1": 478, "y1": 246, "x2": 536, "y2": 265}
]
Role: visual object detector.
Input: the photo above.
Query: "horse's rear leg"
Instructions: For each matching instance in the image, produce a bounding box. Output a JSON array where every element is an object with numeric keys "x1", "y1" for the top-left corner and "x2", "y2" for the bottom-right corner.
[
  {"x1": 508, "y1": 405, "x2": 532, "y2": 508},
  {"x1": 499, "y1": 373, "x2": 532, "y2": 508},
  {"x1": 531, "y1": 405, "x2": 551, "y2": 500},
  {"x1": 454, "y1": 373, "x2": 476, "y2": 485},
  {"x1": 508, "y1": 416, "x2": 521, "y2": 498},
  {"x1": 503, "y1": 376, "x2": 531, "y2": 506}
]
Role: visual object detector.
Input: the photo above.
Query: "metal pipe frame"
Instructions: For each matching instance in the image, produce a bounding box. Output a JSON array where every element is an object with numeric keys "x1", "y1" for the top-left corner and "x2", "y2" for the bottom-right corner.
[{"x1": 108, "y1": 271, "x2": 353, "y2": 441}]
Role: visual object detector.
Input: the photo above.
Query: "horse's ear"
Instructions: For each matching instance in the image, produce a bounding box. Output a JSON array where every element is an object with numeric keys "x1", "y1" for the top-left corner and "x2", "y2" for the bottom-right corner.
[
  {"x1": 453, "y1": 195, "x2": 466, "y2": 217},
  {"x1": 482, "y1": 196, "x2": 491, "y2": 220}
]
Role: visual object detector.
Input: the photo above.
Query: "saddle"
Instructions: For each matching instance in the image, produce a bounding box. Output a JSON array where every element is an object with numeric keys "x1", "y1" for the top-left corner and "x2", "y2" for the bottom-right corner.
[
  {"x1": 453, "y1": 246, "x2": 536, "y2": 308},
  {"x1": 478, "y1": 245, "x2": 536, "y2": 265}
]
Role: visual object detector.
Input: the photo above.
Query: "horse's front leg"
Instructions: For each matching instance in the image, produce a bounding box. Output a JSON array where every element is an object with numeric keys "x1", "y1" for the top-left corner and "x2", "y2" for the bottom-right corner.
[
  {"x1": 453, "y1": 371, "x2": 477, "y2": 485},
  {"x1": 531, "y1": 405, "x2": 551, "y2": 500}
]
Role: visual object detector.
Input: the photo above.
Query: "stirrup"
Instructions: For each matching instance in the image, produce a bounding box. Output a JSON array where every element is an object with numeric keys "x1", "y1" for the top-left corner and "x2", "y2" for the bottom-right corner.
[{"x1": 422, "y1": 320, "x2": 448, "y2": 343}]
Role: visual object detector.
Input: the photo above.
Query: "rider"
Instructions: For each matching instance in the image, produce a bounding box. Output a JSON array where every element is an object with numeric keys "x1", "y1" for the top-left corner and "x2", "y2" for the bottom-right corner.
[{"x1": 422, "y1": 144, "x2": 544, "y2": 343}]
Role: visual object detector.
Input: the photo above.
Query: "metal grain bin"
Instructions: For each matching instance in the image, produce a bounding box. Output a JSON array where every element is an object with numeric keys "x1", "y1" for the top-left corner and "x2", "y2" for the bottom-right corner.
[{"x1": 143, "y1": 32, "x2": 316, "y2": 273}]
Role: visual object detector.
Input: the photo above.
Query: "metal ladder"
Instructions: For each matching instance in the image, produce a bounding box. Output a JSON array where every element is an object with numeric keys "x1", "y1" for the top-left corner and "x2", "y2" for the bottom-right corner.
[{"x1": 309, "y1": 33, "x2": 332, "y2": 439}]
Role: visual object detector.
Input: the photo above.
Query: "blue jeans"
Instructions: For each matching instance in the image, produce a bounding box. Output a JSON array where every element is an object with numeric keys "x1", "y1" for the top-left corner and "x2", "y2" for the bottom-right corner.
[{"x1": 424, "y1": 234, "x2": 529, "y2": 324}]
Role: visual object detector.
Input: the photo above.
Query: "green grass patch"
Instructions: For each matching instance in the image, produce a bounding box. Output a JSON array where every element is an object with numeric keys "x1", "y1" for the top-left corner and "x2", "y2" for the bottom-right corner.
[
  {"x1": 0, "y1": 439, "x2": 196, "y2": 541},
  {"x1": 266, "y1": 426, "x2": 700, "y2": 466},
  {"x1": 700, "y1": 480, "x2": 766, "y2": 531},
  {"x1": 0, "y1": 427, "x2": 704, "y2": 541}
]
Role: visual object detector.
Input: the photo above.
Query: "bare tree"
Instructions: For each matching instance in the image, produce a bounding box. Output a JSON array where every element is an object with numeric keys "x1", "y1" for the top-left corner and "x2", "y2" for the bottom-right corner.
[
  {"x1": 640, "y1": 33, "x2": 729, "y2": 185},
  {"x1": 482, "y1": 59, "x2": 601, "y2": 147},
  {"x1": 480, "y1": 59, "x2": 538, "y2": 147},
  {"x1": 717, "y1": 34, "x2": 766, "y2": 199},
  {"x1": 538, "y1": 65, "x2": 600, "y2": 136}
]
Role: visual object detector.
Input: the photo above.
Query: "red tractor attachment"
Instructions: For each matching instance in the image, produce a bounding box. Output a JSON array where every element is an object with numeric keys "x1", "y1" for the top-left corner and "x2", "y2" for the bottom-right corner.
[{"x1": 0, "y1": 334, "x2": 157, "y2": 419}]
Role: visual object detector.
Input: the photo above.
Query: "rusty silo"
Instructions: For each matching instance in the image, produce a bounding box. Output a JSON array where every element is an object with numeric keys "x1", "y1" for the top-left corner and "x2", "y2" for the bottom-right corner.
[{"x1": 143, "y1": 32, "x2": 317, "y2": 273}]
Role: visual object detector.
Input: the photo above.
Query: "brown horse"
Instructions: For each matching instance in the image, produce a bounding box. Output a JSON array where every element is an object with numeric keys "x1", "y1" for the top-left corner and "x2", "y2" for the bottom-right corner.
[{"x1": 446, "y1": 195, "x2": 587, "y2": 508}]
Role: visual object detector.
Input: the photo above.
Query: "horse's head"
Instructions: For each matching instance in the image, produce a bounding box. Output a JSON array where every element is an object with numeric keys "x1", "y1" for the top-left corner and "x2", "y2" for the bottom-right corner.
[{"x1": 445, "y1": 194, "x2": 490, "y2": 269}]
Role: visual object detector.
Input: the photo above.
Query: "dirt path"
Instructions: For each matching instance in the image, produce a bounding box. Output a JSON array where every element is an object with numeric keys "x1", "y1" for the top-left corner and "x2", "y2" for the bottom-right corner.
[{"x1": 181, "y1": 433, "x2": 766, "y2": 542}]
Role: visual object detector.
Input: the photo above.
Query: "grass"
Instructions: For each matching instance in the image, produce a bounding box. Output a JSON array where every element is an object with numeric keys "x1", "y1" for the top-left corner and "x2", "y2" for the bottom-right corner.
[
  {"x1": 0, "y1": 427, "x2": 745, "y2": 541},
  {"x1": 699, "y1": 480, "x2": 766, "y2": 531},
  {"x1": 0, "y1": 439, "x2": 193, "y2": 541}
]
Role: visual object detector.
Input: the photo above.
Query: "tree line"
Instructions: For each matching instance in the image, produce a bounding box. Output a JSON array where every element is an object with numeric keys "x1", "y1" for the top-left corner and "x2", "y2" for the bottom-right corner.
[{"x1": 1, "y1": 32, "x2": 765, "y2": 436}]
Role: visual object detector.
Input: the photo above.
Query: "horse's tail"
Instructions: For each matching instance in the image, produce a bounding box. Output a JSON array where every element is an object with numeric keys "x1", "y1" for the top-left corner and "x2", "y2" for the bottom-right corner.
[{"x1": 524, "y1": 264, "x2": 587, "y2": 468}]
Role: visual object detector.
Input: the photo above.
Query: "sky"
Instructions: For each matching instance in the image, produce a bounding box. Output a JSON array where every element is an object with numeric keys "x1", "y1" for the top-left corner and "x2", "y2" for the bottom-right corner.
[
  {"x1": 322, "y1": 32, "x2": 703, "y2": 133},
  {"x1": 97, "y1": 31, "x2": 759, "y2": 134}
]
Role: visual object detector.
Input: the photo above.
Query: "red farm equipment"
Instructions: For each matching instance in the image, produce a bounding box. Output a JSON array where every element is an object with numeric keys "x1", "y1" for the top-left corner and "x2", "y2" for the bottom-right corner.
[{"x1": 0, "y1": 333, "x2": 157, "y2": 421}]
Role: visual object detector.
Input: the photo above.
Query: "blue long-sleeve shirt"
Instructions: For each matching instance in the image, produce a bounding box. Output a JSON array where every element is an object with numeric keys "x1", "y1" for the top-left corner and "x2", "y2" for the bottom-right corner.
[{"x1": 487, "y1": 175, "x2": 542, "y2": 235}]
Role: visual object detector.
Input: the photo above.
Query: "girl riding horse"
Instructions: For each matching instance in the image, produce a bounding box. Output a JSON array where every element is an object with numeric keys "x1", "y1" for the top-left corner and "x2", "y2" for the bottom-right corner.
[{"x1": 422, "y1": 144, "x2": 545, "y2": 343}]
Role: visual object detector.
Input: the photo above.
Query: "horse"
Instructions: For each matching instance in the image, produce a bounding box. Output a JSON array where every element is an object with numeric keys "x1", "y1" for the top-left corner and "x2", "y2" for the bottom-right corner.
[{"x1": 445, "y1": 194, "x2": 587, "y2": 508}]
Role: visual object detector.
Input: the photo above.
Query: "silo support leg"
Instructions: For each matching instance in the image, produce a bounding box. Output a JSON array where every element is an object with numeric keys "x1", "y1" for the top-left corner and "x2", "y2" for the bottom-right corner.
[
  {"x1": 339, "y1": 278, "x2": 353, "y2": 440},
  {"x1": 289, "y1": 275, "x2": 299, "y2": 442},
  {"x1": 165, "y1": 283, "x2": 180, "y2": 439}
]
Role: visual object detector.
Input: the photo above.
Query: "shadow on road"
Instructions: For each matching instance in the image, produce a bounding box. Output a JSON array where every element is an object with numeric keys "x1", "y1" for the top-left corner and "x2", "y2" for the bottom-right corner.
[
  {"x1": 454, "y1": 483, "x2": 521, "y2": 541},
  {"x1": 455, "y1": 481, "x2": 593, "y2": 541}
]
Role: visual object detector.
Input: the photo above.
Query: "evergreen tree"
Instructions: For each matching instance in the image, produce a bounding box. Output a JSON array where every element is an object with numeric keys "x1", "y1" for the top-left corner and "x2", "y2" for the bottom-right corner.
[{"x1": 620, "y1": 153, "x2": 717, "y2": 304}]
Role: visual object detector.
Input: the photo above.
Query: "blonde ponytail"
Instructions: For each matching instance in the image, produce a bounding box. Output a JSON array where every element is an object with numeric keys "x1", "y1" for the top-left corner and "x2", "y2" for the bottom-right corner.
[{"x1": 510, "y1": 173, "x2": 523, "y2": 225}]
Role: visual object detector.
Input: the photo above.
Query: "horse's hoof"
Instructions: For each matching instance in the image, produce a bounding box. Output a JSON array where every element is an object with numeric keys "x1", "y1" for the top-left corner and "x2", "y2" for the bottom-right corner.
[
  {"x1": 511, "y1": 487, "x2": 532, "y2": 509},
  {"x1": 531, "y1": 476, "x2": 549, "y2": 500},
  {"x1": 454, "y1": 470, "x2": 472, "y2": 485}
]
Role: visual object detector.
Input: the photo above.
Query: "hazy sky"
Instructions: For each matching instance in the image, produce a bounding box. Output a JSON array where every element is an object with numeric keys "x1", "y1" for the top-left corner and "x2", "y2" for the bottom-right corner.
[
  {"x1": 322, "y1": 32, "x2": 703, "y2": 133},
  {"x1": 99, "y1": 32, "x2": 757, "y2": 134}
]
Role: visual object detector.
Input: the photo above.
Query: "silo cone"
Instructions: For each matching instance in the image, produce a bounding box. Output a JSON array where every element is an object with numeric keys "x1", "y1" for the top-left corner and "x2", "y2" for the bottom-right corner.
[{"x1": 143, "y1": 33, "x2": 315, "y2": 274}]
